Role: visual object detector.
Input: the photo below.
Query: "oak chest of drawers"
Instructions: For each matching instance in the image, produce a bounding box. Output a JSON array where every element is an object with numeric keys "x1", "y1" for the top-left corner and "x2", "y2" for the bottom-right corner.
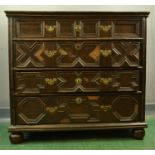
[{"x1": 5, "y1": 11, "x2": 149, "y2": 143}]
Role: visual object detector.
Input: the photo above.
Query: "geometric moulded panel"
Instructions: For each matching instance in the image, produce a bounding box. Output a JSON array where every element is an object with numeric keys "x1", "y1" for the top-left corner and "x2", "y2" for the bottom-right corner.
[
  {"x1": 18, "y1": 97, "x2": 46, "y2": 124},
  {"x1": 112, "y1": 42, "x2": 140, "y2": 67},
  {"x1": 16, "y1": 21, "x2": 44, "y2": 37},
  {"x1": 112, "y1": 95, "x2": 139, "y2": 121}
]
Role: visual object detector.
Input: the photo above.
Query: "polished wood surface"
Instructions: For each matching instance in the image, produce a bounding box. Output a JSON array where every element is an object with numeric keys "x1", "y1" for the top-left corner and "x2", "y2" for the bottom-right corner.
[{"x1": 5, "y1": 11, "x2": 149, "y2": 143}]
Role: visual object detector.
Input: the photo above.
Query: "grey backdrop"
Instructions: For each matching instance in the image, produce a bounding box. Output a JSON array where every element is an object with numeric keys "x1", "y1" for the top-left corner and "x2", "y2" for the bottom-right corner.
[{"x1": 0, "y1": 5, "x2": 155, "y2": 110}]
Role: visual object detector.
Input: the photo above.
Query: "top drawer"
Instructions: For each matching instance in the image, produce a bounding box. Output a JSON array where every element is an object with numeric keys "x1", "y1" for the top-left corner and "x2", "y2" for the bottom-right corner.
[{"x1": 14, "y1": 19, "x2": 141, "y2": 38}]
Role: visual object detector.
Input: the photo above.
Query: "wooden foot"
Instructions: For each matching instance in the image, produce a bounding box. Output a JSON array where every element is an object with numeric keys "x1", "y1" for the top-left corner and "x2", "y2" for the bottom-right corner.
[
  {"x1": 132, "y1": 128, "x2": 145, "y2": 140},
  {"x1": 9, "y1": 132, "x2": 23, "y2": 144}
]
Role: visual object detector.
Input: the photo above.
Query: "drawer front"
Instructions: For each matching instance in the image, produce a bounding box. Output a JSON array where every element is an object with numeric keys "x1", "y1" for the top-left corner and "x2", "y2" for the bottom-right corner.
[
  {"x1": 45, "y1": 20, "x2": 111, "y2": 38},
  {"x1": 45, "y1": 20, "x2": 76, "y2": 38},
  {"x1": 15, "y1": 20, "x2": 44, "y2": 38},
  {"x1": 15, "y1": 70, "x2": 140, "y2": 94},
  {"x1": 14, "y1": 41, "x2": 141, "y2": 68},
  {"x1": 113, "y1": 20, "x2": 140, "y2": 37},
  {"x1": 15, "y1": 19, "x2": 140, "y2": 38},
  {"x1": 15, "y1": 94, "x2": 141, "y2": 125}
]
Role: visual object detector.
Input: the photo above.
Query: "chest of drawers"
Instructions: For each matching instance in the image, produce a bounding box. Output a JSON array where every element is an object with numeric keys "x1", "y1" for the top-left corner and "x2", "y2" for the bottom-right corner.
[{"x1": 5, "y1": 11, "x2": 149, "y2": 143}]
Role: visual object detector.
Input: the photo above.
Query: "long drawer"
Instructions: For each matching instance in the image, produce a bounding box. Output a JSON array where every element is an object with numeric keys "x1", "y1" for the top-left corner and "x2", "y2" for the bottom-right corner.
[
  {"x1": 15, "y1": 70, "x2": 140, "y2": 94},
  {"x1": 14, "y1": 41, "x2": 141, "y2": 68},
  {"x1": 14, "y1": 19, "x2": 141, "y2": 38},
  {"x1": 15, "y1": 93, "x2": 141, "y2": 125}
]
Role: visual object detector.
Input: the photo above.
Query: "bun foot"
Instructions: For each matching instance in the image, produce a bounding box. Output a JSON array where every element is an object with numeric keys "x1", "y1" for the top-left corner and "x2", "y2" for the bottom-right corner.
[
  {"x1": 9, "y1": 132, "x2": 23, "y2": 144},
  {"x1": 132, "y1": 128, "x2": 145, "y2": 140}
]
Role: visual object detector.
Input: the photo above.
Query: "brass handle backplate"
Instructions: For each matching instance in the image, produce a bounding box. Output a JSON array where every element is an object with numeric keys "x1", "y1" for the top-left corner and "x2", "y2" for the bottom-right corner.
[
  {"x1": 44, "y1": 48, "x2": 68, "y2": 58},
  {"x1": 46, "y1": 107, "x2": 58, "y2": 113},
  {"x1": 75, "y1": 97, "x2": 83, "y2": 104},
  {"x1": 44, "y1": 50, "x2": 57, "y2": 58},
  {"x1": 100, "y1": 49, "x2": 112, "y2": 57},
  {"x1": 100, "y1": 25, "x2": 111, "y2": 32},
  {"x1": 100, "y1": 105, "x2": 112, "y2": 112},
  {"x1": 45, "y1": 78, "x2": 57, "y2": 86},
  {"x1": 45, "y1": 25, "x2": 56, "y2": 32},
  {"x1": 99, "y1": 77, "x2": 112, "y2": 85}
]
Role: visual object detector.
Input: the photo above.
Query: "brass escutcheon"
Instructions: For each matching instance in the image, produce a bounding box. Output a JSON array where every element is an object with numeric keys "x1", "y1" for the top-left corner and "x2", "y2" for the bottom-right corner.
[
  {"x1": 75, "y1": 97, "x2": 83, "y2": 104},
  {"x1": 99, "y1": 77, "x2": 112, "y2": 85},
  {"x1": 45, "y1": 25, "x2": 56, "y2": 32},
  {"x1": 100, "y1": 25, "x2": 111, "y2": 32},
  {"x1": 45, "y1": 78, "x2": 57, "y2": 85},
  {"x1": 100, "y1": 105, "x2": 112, "y2": 112},
  {"x1": 46, "y1": 106, "x2": 58, "y2": 113},
  {"x1": 44, "y1": 50, "x2": 57, "y2": 58},
  {"x1": 74, "y1": 43, "x2": 83, "y2": 51},
  {"x1": 74, "y1": 25, "x2": 81, "y2": 32},
  {"x1": 75, "y1": 78, "x2": 82, "y2": 85},
  {"x1": 100, "y1": 49, "x2": 112, "y2": 57}
]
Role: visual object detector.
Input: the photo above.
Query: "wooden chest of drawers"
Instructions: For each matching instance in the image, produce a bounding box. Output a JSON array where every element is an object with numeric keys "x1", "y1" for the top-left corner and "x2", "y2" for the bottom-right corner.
[{"x1": 5, "y1": 11, "x2": 149, "y2": 143}]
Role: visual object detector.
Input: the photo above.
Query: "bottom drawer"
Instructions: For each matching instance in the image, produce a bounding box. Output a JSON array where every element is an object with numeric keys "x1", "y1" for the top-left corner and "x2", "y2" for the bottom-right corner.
[{"x1": 15, "y1": 94, "x2": 142, "y2": 125}]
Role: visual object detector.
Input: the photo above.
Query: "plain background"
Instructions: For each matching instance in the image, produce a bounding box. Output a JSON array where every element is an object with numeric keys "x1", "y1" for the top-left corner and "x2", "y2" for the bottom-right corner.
[{"x1": 0, "y1": 5, "x2": 155, "y2": 109}]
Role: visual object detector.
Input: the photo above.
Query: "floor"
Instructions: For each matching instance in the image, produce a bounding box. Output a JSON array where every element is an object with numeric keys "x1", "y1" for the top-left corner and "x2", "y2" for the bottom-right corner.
[{"x1": 0, "y1": 116, "x2": 155, "y2": 150}]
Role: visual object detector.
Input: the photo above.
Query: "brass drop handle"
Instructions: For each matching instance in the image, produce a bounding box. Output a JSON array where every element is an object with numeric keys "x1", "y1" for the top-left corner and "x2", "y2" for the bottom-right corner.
[
  {"x1": 75, "y1": 78, "x2": 82, "y2": 85},
  {"x1": 99, "y1": 77, "x2": 112, "y2": 85},
  {"x1": 100, "y1": 105, "x2": 112, "y2": 112},
  {"x1": 75, "y1": 97, "x2": 83, "y2": 104},
  {"x1": 45, "y1": 78, "x2": 57, "y2": 86},
  {"x1": 100, "y1": 25, "x2": 111, "y2": 32},
  {"x1": 46, "y1": 107, "x2": 58, "y2": 113},
  {"x1": 44, "y1": 50, "x2": 57, "y2": 58},
  {"x1": 74, "y1": 25, "x2": 81, "y2": 32},
  {"x1": 100, "y1": 49, "x2": 112, "y2": 57},
  {"x1": 45, "y1": 25, "x2": 56, "y2": 32}
]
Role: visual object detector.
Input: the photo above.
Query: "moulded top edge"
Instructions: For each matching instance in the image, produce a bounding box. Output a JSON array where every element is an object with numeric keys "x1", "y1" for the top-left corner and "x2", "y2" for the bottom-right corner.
[{"x1": 5, "y1": 11, "x2": 150, "y2": 17}]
